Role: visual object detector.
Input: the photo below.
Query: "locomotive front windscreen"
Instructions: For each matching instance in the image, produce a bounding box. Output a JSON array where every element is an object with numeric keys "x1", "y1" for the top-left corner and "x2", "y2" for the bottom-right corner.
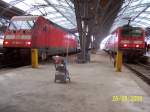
[
  {"x1": 9, "y1": 20, "x2": 35, "y2": 30},
  {"x1": 121, "y1": 27, "x2": 143, "y2": 37}
]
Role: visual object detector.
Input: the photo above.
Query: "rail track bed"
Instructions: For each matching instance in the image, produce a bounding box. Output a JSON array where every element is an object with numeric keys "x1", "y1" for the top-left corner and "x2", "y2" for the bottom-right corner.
[
  {"x1": 0, "y1": 52, "x2": 79, "y2": 69},
  {"x1": 0, "y1": 53, "x2": 30, "y2": 69},
  {"x1": 125, "y1": 63, "x2": 150, "y2": 85},
  {"x1": 0, "y1": 60, "x2": 28, "y2": 69}
]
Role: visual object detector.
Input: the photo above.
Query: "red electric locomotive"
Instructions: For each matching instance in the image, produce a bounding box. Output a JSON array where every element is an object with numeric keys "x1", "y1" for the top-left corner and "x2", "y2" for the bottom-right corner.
[
  {"x1": 106, "y1": 25, "x2": 145, "y2": 60},
  {"x1": 3, "y1": 16, "x2": 78, "y2": 61}
]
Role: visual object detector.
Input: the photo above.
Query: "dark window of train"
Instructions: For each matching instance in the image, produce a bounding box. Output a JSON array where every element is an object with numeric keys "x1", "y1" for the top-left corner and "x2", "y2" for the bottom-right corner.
[
  {"x1": 131, "y1": 29, "x2": 143, "y2": 37},
  {"x1": 121, "y1": 28, "x2": 142, "y2": 38},
  {"x1": 121, "y1": 28, "x2": 131, "y2": 37}
]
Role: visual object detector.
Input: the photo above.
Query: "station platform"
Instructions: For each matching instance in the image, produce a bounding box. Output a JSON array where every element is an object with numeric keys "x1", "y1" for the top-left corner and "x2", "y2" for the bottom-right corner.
[
  {"x1": 145, "y1": 51, "x2": 150, "y2": 57},
  {"x1": 0, "y1": 51, "x2": 150, "y2": 112},
  {"x1": 144, "y1": 51, "x2": 150, "y2": 62}
]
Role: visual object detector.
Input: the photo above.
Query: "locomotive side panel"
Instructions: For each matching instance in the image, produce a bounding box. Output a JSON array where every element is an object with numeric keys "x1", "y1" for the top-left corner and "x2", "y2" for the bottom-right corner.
[
  {"x1": 31, "y1": 16, "x2": 78, "y2": 55},
  {"x1": 31, "y1": 16, "x2": 49, "y2": 48},
  {"x1": 107, "y1": 29, "x2": 119, "y2": 53}
]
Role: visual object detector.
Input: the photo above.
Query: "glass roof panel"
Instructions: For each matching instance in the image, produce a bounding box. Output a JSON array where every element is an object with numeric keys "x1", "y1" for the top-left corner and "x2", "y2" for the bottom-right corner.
[
  {"x1": 50, "y1": 0, "x2": 59, "y2": 5},
  {"x1": 135, "y1": 18, "x2": 150, "y2": 23},
  {"x1": 140, "y1": 0, "x2": 150, "y2": 4},
  {"x1": 139, "y1": 13, "x2": 150, "y2": 17},
  {"x1": 14, "y1": 2, "x2": 30, "y2": 11},
  {"x1": 1, "y1": 0, "x2": 76, "y2": 30},
  {"x1": 131, "y1": 21, "x2": 148, "y2": 27},
  {"x1": 22, "y1": 0, "x2": 36, "y2": 5},
  {"x1": 30, "y1": 10, "x2": 42, "y2": 15},
  {"x1": 146, "y1": 7, "x2": 150, "y2": 11},
  {"x1": 45, "y1": 15, "x2": 62, "y2": 19},
  {"x1": 45, "y1": 7, "x2": 56, "y2": 12},
  {"x1": 52, "y1": 18, "x2": 66, "y2": 22}
]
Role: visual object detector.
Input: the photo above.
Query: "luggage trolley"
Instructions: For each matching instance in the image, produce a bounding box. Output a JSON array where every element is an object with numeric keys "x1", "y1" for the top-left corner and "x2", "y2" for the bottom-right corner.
[{"x1": 53, "y1": 56, "x2": 70, "y2": 83}]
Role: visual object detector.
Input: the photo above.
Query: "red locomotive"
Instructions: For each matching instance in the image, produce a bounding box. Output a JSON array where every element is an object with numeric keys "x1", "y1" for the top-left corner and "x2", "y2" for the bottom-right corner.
[
  {"x1": 105, "y1": 25, "x2": 145, "y2": 60},
  {"x1": 3, "y1": 16, "x2": 78, "y2": 62}
]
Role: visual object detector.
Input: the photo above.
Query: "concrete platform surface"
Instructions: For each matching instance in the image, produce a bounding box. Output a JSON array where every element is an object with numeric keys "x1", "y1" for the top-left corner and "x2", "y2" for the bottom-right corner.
[{"x1": 0, "y1": 51, "x2": 150, "y2": 112}]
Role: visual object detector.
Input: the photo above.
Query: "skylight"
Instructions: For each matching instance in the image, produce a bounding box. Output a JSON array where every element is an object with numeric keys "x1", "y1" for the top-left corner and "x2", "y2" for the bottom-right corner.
[
  {"x1": 2, "y1": 0, "x2": 76, "y2": 30},
  {"x1": 111, "y1": 0, "x2": 150, "y2": 32}
]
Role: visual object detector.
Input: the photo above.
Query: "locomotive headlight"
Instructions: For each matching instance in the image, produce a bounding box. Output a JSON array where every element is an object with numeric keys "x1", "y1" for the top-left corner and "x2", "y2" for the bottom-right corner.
[
  {"x1": 4, "y1": 41, "x2": 9, "y2": 45},
  {"x1": 135, "y1": 44, "x2": 139, "y2": 48},
  {"x1": 123, "y1": 44, "x2": 128, "y2": 47},
  {"x1": 26, "y1": 41, "x2": 31, "y2": 45}
]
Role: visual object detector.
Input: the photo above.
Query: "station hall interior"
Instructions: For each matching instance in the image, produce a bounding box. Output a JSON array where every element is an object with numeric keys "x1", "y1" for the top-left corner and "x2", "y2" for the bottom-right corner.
[{"x1": 0, "y1": 0, "x2": 150, "y2": 112}]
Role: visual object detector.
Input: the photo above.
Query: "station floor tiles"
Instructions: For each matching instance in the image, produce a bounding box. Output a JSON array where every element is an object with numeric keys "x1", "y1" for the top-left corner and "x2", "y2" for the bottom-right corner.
[{"x1": 0, "y1": 51, "x2": 150, "y2": 112}]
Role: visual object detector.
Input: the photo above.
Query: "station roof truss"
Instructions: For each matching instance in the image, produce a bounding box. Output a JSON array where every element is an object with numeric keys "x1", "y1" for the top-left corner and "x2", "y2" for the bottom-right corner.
[
  {"x1": 0, "y1": 0, "x2": 76, "y2": 30},
  {"x1": 111, "y1": 0, "x2": 150, "y2": 32},
  {"x1": 73, "y1": 0, "x2": 123, "y2": 41}
]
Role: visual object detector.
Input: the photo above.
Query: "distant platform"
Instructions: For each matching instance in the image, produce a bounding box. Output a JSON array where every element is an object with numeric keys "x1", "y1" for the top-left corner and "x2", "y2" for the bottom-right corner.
[
  {"x1": 0, "y1": 51, "x2": 150, "y2": 112},
  {"x1": 144, "y1": 51, "x2": 150, "y2": 63},
  {"x1": 145, "y1": 51, "x2": 150, "y2": 57}
]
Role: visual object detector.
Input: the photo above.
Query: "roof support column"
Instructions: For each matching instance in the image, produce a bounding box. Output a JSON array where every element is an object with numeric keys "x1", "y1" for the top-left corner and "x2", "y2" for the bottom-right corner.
[
  {"x1": 74, "y1": 0, "x2": 91, "y2": 63},
  {"x1": 79, "y1": 20, "x2": 91, "y2": 63}
]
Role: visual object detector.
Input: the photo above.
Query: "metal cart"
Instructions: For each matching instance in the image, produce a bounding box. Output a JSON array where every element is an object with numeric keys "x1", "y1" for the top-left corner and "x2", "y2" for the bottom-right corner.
[{"x1": 53, "y1": 56, "x2": 70, "y2": 83}]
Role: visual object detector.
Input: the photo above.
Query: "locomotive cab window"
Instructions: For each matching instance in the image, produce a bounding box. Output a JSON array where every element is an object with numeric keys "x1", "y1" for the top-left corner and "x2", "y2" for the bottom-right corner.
[
  {"x1": 121, "y1": 27, "x2": 143, "y2": 38},
  {"x1": 121, "y1": 27, "x2": 132, "y2": 37},
  {"x1": 9, "y1": 20, "x2": 35, "y2": 30},
  {"x1": 131, "y1": 29, "x2": 143, "y2": 37}
]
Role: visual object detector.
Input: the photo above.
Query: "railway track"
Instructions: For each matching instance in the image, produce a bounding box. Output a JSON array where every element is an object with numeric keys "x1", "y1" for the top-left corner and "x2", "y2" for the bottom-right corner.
[
  {"x1": 0, "y1": 52, "x2": 79, "y2": 69},
  {"x1": 0, "y1": 61, "x2": 27, "y2": 69},
  {"x1": 124, "y1": 63, "x2": 150, "y2": 85},
  {"x1": 0, "y1": 53, "x2": 29, "y2": 69}
]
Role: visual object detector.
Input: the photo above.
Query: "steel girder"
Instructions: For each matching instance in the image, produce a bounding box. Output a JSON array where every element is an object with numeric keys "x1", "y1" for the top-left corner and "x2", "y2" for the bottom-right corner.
[{"x1": 0, "y1": 0, "x2": 24, "y2": 19}]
